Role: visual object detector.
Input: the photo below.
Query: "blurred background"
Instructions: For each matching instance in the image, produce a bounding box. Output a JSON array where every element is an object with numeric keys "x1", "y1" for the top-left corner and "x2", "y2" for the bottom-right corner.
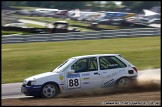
[{"x1": 2, "y1": 1, "x2": 161, "y2": 35}]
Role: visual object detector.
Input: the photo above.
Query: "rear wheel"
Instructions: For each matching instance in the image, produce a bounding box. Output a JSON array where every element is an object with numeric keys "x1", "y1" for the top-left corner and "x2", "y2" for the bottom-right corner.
[
  {"x1": 117, "y1": 77, "x2": 130, "y2": 88},
  {"x1": 41, "y1": 83, "x2": 59, "y2": 98}
]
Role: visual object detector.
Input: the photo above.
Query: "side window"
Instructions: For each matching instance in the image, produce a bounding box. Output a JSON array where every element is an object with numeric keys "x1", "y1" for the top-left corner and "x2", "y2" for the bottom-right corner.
[
  {"x1": 71, "y1": 57, "x2": 98, "y2": 73},
  {"x1": 99, "y1": 56, "x2": 126, "y2": 70},
  {"x1": 71, "y1": 58, "x2": 87, "y2": 72}
]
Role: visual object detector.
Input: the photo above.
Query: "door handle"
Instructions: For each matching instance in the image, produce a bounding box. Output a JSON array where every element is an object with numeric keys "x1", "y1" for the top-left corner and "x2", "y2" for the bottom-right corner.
[{"x1": 94, "y1": 72, "x2": 100, "y2": 75}]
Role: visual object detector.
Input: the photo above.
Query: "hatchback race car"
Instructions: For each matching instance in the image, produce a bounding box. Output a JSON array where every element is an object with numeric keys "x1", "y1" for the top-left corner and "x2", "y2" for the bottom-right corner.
[{"x1": 21, "y1": 54, "x2": 138, "y2": 98}]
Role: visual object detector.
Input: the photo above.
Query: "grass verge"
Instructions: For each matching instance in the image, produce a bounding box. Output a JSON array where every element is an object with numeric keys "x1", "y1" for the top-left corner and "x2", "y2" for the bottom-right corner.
[{"x1": 2, "y1": 36, "x2": 160, "y2": 83}]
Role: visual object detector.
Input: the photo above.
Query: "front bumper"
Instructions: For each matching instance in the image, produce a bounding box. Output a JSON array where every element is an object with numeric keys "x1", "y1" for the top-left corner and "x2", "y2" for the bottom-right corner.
[{"x1": 21, "y1": 85, "x2": 42, "y2": 97}]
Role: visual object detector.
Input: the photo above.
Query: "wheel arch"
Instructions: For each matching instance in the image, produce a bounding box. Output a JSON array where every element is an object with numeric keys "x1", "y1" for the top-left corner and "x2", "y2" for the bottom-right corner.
[
  {"x1": 115, "y1": 76, "x2": 129, "y2": 85},
  {"x1": 42, "y1": 81, "x2": 61, "y2": 94}
]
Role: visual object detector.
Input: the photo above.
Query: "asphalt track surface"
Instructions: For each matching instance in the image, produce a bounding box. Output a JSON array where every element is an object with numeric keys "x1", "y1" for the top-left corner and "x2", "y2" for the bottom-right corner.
[
  {"x1": 2, "y1": 82, "x2": 31, "y2": 99},
  {"x1": 2, "y1": 68, "x2": 160, "y2": 99},
  {"x1": 1, "y1": 68, "x2": 161, "y2": 106}
]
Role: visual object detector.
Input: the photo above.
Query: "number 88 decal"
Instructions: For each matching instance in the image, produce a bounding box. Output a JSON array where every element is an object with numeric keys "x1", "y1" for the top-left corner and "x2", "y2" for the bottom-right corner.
[{"x1": 68, "y1": 78, "x2": 80, "y2": 88}]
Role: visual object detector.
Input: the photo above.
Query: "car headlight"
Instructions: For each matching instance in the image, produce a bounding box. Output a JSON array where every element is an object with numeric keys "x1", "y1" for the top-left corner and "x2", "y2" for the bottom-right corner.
[
  {"x1": 31, "y1": 80, "x2": 37, "y2": 85},
  {"x1": 23, "y1": 80, "x2": 27, "y2": 85},
  {"x1": 27, "y1": 80, "x2": 37, "y2": 86}
]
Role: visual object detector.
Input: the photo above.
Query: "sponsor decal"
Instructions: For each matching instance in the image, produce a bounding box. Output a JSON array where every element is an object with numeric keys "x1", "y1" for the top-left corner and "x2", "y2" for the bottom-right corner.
[
  {"x1": 83, "y1": 82, "x2": 90, "y2": 84},
  {"x1": 104, "y1": 79, "x2": 115, "y2": 88},
  {"x1": 119, "y1": 69, "x2": 125, "y2": 73},
  {"x1": 82, "y1": 73, "x2": 90, "y2": 76},
  {"x1": 106, "y1": 75, "x2": 112, "y2": 79},
  {"x1": 59, "y1": 74, "x2": 64, "y2": 80},
  {"x1": 106, "y1": 69, "x2": 125, "y2": 78},
  {"x1": 112, "y1": 72, "x2": 118, "y2": 76},
  {"x1": 66, "y1": 73, "x2": 80, "y2": 78},
  {"x1": 60, "y1": 83, "x2": 64, "y2": 85},
  {"x1": 83, "y1": 77, "x2": 89, "y2": 80}
]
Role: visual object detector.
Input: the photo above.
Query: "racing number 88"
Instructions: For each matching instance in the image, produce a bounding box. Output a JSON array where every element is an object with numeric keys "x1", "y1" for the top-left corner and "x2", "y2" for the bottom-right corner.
[{"x1": 69, "y1": 79, "x2": 79, "y2": 87}]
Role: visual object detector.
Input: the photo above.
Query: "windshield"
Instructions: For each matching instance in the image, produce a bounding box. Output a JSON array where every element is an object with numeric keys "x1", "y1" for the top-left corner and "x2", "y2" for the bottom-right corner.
[{"x1": 52, "y1": 58, "x2": 76, "y2": 72}]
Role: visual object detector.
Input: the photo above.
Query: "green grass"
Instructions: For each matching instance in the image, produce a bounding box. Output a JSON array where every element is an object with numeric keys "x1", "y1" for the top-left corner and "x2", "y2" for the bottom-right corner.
[
  {"x1": 11, "y1": 6, "x2": 41, "y2": 10},
  {"x1": 98, "y1": 24, "x2": 127, "y2": 29},
  {"x1": 2, "y1": 30, "x2": 32, "y2": 35},
  {"x1": 25, "y1": 23, "x2": 44, "y2": 28},
  {"x1": 2, "y1": 36, "x2": 160, "y2": 83}
]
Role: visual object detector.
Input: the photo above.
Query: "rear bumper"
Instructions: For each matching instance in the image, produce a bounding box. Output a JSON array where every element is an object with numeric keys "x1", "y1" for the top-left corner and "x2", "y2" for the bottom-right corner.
[
  {"x1": 129, "y1": 75, "x2": 138, "y2": 80},
  {"x1": 21, "y1": 85, "x2": 42, "y2": 97}
]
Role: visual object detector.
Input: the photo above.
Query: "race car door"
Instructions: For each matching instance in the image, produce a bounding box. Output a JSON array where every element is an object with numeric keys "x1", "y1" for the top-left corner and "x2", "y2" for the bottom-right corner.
[
  {"x1": 66, "y1": 57, "x2": 102, "y2": 90},
  {"x1": 99, "y1": 56, "x2": 127, "y2": 88}
]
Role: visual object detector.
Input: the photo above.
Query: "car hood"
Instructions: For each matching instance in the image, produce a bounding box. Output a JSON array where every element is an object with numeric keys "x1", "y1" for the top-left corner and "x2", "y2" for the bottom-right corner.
[{"x1": 25, "y1": 72, "x2": 59, "y2": 83}]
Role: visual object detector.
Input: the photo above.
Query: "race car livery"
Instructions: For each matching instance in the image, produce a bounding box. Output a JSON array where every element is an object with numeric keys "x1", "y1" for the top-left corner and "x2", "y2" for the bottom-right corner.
[{"x1": 21, "y1": 54, "x2": 138, "y2": 98}]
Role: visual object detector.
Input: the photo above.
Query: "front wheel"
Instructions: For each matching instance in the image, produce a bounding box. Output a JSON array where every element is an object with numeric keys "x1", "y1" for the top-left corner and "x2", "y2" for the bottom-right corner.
[{"x1": 41, "y1": 83, "x2": 59, "y2": 98}]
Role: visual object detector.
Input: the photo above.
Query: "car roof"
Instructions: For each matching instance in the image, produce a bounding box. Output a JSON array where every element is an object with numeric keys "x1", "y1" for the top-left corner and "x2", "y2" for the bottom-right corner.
[{"x1": 71, "y1": 54, "x2": 120, "y2": 59}]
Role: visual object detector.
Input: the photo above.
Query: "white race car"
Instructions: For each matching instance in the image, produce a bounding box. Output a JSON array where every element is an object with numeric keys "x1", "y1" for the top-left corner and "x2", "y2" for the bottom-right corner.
[{"x1": 21, "y1": 54, "x2": 138, "y2": 98}]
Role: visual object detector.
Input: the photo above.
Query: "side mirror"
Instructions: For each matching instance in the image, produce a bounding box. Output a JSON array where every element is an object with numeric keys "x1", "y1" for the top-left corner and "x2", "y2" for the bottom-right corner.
[{"x1": 67, "y1": 70, "x2": 75, "y2": 74}]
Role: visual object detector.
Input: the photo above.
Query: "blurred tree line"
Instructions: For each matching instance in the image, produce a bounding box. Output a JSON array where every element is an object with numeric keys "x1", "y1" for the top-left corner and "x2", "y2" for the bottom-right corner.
[
  {"x1": 122, "y1": 1, "x2": 160, "y2": 13},
  {"x1": 2, "y1": 1, "x2": 160, "y2": 13}
]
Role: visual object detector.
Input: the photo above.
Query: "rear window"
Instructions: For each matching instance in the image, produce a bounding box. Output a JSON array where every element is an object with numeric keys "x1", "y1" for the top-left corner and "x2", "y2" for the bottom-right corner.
[{"x1": 99, "y1": 56, "x2": 127, "y2": 70}]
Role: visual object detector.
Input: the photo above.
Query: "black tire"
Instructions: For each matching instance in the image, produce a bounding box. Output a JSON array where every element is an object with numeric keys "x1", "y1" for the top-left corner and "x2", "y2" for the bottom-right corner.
[
  {"x1": 116, "y1": 77, "x2": 130, "y2": 88},
  {"x1": 41, "y1": 83, "x2": 59, "y2": 98}
]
